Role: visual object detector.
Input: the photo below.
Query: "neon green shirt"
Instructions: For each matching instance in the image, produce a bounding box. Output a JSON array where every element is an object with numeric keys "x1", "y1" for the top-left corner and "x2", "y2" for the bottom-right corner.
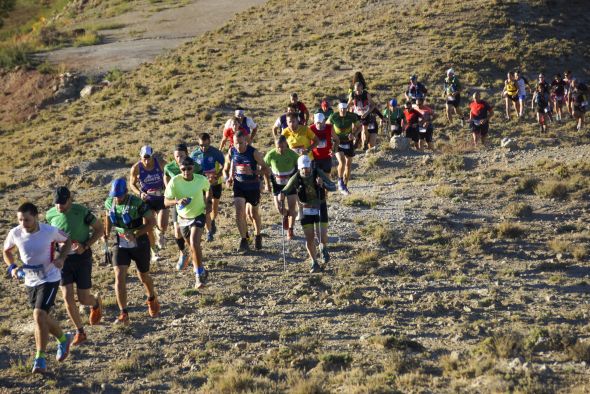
[{"x1": 164, "y1": 174, "x2": 210, "y2": 218}]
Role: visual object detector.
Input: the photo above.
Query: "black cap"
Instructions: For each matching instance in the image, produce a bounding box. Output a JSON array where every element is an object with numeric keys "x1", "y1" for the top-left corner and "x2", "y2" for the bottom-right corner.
[{"x1": 54, "y1": 186, "x2": 71, "y2": 204}]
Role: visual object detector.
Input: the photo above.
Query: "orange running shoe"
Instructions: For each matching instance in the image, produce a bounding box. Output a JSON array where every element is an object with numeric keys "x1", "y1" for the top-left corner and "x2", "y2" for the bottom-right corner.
[
  {"x1": 89, "y1": 296, "x2": 103, "y2": 326},
  {"x1": 114, "y1": 312, "x2": 130, "y2": 326},
  {"x1": 147, "y1": 297, "x2": 160, "y2": 317},
  {"x1": 72, "y1": 331, "x2": 87, "y2": 346}
]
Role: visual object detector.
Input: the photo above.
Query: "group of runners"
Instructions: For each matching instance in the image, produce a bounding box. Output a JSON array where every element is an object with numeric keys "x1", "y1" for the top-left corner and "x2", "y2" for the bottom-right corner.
[
  {"x1": 502, "y1": 70, "x2": 588, "y2": 132},
  {"x1": 3, "y1": 69, "x2": 587, "y2": 374}
]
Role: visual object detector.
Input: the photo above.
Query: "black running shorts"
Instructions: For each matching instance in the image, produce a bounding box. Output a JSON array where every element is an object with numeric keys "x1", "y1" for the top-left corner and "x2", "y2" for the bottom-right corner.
[
  {"x1": 61, "y1": 249, "x2": 92, "y2": 289},
  {"x1": 28, "y1": 281, "x2": 60, "y2": 312},
  {"x1": 113, "y1": 234, "x2": 151, "y2": 273}
]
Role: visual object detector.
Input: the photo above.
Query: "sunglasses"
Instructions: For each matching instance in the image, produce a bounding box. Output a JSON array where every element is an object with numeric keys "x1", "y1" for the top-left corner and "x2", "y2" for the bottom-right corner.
[{"x1": 180, "y1": 166, "x2": 194, "y2": 171}]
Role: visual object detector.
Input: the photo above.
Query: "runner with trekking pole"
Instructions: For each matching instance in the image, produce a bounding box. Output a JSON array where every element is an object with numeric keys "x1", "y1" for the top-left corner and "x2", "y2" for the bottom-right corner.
[{"x1": 279, "y1": 155, "x2": 336, "y2": 273}]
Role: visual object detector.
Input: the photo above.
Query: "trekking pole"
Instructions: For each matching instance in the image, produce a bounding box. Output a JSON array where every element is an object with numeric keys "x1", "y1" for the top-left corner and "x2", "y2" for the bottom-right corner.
[{"x1": 280, "y1": 199, "x2": 286, "y2": 272}]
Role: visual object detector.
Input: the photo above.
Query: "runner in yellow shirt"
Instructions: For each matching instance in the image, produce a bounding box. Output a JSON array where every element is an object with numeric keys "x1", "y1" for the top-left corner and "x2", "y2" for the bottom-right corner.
[{"x1": 281, "y1": 113, "x2": 319, "y2": 160}]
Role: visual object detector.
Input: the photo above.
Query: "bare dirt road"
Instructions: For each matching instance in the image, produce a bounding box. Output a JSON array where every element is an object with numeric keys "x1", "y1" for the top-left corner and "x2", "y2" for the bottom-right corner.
[{"x1": 41, "y1": 0, "x2": 266, "y2": 75}]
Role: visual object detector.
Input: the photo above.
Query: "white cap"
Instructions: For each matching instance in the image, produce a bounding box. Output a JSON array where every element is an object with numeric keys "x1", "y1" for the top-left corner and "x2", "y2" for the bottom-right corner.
[
  {"x1": 337, "y1": 102, "x2": 348, "y2": 110},
  {"x1": 235, "y1": 109, "x2": 245, "y2": 117},
  {"x1": 447, "y1": 68, "x2": 454, "y2": 76},
  {"x1": 297, "y1": 155, "x2": 312, "y2": 170},
  {"x1": 313, "y1": 113, "x2": 325, "y2": 123},
  {"x1": 140, "y1": 145, "x2": 153, "y2": 157}
]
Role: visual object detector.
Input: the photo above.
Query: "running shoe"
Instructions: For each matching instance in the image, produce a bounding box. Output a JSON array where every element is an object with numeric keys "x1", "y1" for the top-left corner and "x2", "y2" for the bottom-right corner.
[
  {"x1": 89, "y1": 296, "x2": 102, "y2": 325},
  {"x1": 237, "y1": 238, "x2": 249, "y2": 252},
  {"x1": 206, "y1": 232, "x2": 214, "y2": 242},
  {"x1": 309, "y1": 261, "x2": 322, "y2": 273},
  {"x1": 176, "y1": 252, "x2": 188, "y2": 270},
  {"x1": 31, "y1": 357, "x2": 47, "y2": 374},
  {"x1": 56, "y1": 333, "x2": 73, "y2": 362},
  {"x1": 338, "y1": 179, "x2": 346, "y2": 195},
  {"x1": 320, "y1": 244, "x2": 330, "y2": 264},
  {"x1": 147, "y1": 297, "x2": 160, "y2": 317},
  {"x1": 72, "y1": 331, "x2": 87, "y2": 346},
  {"x1": 210, "y1": 220, "x2": 217, "y2": 236},
  {"x1": 255, "y1": 235, "x2": 262, "y2": 250},
  {"x1": 195, "y1": 269, "x2": 208, "y2": 289},
  {"x1": 341, "y1": 183, "x2": 351, "y2": 195},
  {"x1": 114, "y1": 311, "x2": 130, "y2": 326},
  {"x1": 287, "y1": 228, "x2": 294, "y2": 240}
]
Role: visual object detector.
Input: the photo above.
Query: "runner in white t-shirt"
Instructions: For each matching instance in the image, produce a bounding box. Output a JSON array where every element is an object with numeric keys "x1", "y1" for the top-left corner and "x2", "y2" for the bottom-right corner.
[{"x1": 3, "y1": 202, "x2": 73, "y2": 374}]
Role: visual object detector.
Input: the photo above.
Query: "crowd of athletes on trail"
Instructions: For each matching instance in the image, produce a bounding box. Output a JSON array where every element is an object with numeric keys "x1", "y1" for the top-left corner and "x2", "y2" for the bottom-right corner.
[{"x1": 3, "y1": 69, "x2": 588, "y2": 374}]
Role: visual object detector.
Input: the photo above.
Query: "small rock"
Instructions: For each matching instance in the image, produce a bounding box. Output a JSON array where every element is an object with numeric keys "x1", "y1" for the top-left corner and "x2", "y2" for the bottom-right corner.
[
  {"x1": 538, "y1": 364, "x2": 552, "y2": 375},
  {"x1": 509, "y1": 357, "x2": 524, "y2": 369},
  {"x1": 500, "y1": 137, "x2": 518, "y2": 151},
  {"x1": 359, "y1": 334, "x2": 372, "y2": 341},
  {"x1": 234, "y1": 342, "x2": 247, "y2": 350},
  {"x1": 390, "y1": 136, "x2": 410, "y2": 151},
  {"x1": 80, "y1": 85, "x2": 97, "y2": 98},
  {"x1": 545, "y1": 294, "x2": 555, "y2": 302}
]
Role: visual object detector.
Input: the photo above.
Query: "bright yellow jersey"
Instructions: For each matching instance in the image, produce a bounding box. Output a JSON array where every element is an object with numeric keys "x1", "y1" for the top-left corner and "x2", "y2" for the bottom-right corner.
[{"x1": 282, "y1": 125, "x2": 316, "y2": 160}]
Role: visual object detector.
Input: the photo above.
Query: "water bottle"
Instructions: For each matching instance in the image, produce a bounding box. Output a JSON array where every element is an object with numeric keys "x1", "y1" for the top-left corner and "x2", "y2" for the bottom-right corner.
[{"x1": 178, "y1": 198, "x2": 191, "y2": 210}]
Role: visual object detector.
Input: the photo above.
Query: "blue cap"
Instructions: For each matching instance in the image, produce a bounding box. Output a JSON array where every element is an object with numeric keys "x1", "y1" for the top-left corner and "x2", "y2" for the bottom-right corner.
[
  {"x1": 109, "y1": 178, "x2": 127, "y2": 197},
  {"x1": 389, "y1": 98, "x2": 397, "y2": 107}
]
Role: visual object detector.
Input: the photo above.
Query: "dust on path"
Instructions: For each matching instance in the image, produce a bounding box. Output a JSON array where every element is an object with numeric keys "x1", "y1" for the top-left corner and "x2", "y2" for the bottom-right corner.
[{"x1": 41, "y1": 0, "x2": 267, "y2": 75}]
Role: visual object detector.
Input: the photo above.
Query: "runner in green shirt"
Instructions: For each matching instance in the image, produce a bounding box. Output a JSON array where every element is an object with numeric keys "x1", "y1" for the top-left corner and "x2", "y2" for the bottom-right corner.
[
  {"x1": 45, "y1": 186, "x2": 104, "y2": 345},
  {"x1": 104, "y1": 178, "x2": 159, "y2": 325},
  {"x1": 164, "y1": 157, "x2": 210, "y2": 289},
  {"x1": 327, "y1": 102, "x2": 360, "y2": 195},
  {"x1": 163, "y1": 143, "x2": 195, "y2": 270},
  {"x1": 382, "y1": 98, "x2": 404, "y2": 137},
  {"x1": 263, "y1": 135, "x2": 299, "y2": 239}
]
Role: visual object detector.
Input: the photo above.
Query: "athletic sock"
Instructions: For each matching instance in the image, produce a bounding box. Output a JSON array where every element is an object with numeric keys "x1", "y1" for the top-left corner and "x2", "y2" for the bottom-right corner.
[
  {"x1": 57, "y1": 334, "x2": 67, "y2": 344},
  {"x1": 175, "y1": 237, "x2": 185, "y2": 251},
  {"x1": 122, "y1": 308, "x2": 128, "y2": 315},
  {"x1": 147, "y1": 296, "x2": 155, "y2": 302},
  {"x1": 77, "y1": 327, "x2": 85, "y2": 334},
  {"x1": 35, "y1": 350, "x2": 46, "y2": 359}
]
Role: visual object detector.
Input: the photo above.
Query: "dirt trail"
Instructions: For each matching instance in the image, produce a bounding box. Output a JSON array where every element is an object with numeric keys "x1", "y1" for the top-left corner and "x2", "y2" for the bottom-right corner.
[{"x1": 40, "y1": 0, "x2": 266, "y2": 75}]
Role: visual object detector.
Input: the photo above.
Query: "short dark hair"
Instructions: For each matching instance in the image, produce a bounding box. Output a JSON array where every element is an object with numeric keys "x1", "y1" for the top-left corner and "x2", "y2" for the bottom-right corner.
[
  {"x1": 18, "y1": 202, "x2": 38, "y2": 216},
  {"x1": 199, "y1": 133, "x2": 211, "y2": 141},
  {"x1": 181, "y1": 157, "x2": 195, "y2": 167},
  {"x1": 287, "y1": 103, "x2": 298, "y2": 112},
  {"x1": 287, "y1": 112, "x2": 299, "y2": 120},
  {"x1": 174, "y1": 143, "x2": 188, "y2": 153}
]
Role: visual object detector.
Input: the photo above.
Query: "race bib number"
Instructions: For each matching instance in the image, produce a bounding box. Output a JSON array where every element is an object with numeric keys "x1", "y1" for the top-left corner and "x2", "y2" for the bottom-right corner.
[
  {"x1": 118, "y1": 233, "x2": 137, "y2": 249},
  {"x1": 339, "y1": 143, "x2": 350, "y2": 150},
  {"x1": 293, "y1": 147, "x2": 306, "y2": 155},
  {"x1": 302, "y1": 207, "x2": 319, "y2": 216},
  {"x1": 177, "y1": 216, "x2": 194, "y2": 227},
  {"x1": 317, "y1": 139, "x2": 327, "y2": 148},
  {"x1": 419, "y1": 127, "x2": 427, "y2": 133},
  {"x1": 235, "y1": 164, "x2": 250, "y2": 175},
  {"x1": 447, "y1": 95, "x2": 455, "y2": 101},
  {"x1": 368, "y1": 123, "x2": 376, "y2": 130},
  {"x1": 146, "y1": 189, "x2": 163, "y2": 197},
  {"x1": 581, "y1": 101, "x2": 589, "y2": 107},
  {"x1": 274, "y1": 174, "x2": 290, "y2": 185},
  {"x1": 22, "y1": 264, "x2": 47, "y2": 281},
  {"x1": 473, "y1": 119, "x2": 485, "y2": 126},
  {"x1": 391, "y1": 125, "x2": 400, "y2": 132}
]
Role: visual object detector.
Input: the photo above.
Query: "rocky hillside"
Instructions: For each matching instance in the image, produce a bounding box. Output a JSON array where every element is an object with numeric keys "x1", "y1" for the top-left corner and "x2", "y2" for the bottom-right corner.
[{"x1": 1, "y1": 0, "x2": 590, "y2": 392}]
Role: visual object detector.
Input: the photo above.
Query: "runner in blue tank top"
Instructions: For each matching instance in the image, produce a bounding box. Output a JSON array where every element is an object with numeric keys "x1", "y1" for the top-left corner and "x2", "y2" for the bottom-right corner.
[
  {"x1": 130, "y1": 145, "x2": 169, "y2": 258},
  {"x1": 223, "y1": 131, "x2": 269, "y2": 252}
]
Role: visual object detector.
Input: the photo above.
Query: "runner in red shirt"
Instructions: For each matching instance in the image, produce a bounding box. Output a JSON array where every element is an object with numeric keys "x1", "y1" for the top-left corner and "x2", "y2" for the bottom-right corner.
[
  {"x1": 469, "y1": 92, "x2": 494, "y2": 147},
  {"x1": 402, "y1": 101, "x2": 421, "y2": 149},
  {"x1": 220, "y1": 118, "x2": 249, "y2": 151},
  {"x1": 310, "y1": 113, "x2": 340, "y2": 174},
  {"x1": 290, "y1": 92, "x2": 309, "y2": 125}
]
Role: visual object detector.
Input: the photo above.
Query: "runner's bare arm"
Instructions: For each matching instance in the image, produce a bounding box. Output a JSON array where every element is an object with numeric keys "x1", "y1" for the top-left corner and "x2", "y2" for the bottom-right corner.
[
  {"x1": 164, "y1": 197, "x2": 178, "y2": 208},
  {"x1": 129, "y1": 164, "x2": 142, "y2": 197},
  {"x1": 135, "y1": 211, "x2": 156, "y2": 238},
  {"x1": 254, "y1": 151, "x2": 270, "y2": 177},
  {"x1": 86, "y1": 218, "x2": 105, "y2": 250},
  {"x1": 53, "y1": 238, "x2": 72, "y2": 269}
]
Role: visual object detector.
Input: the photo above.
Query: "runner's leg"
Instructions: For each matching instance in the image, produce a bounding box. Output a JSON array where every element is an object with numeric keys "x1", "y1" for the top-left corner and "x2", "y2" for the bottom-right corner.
[
  {"x1": 61, "y1": 284, "x2": 83, "y2": 330},
  {"x1": 234, "y1": 197, "x2": 248, "y2": 238},
  {"x1": 114, "y1": 265, "x2": 128, "y2": 311}
]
